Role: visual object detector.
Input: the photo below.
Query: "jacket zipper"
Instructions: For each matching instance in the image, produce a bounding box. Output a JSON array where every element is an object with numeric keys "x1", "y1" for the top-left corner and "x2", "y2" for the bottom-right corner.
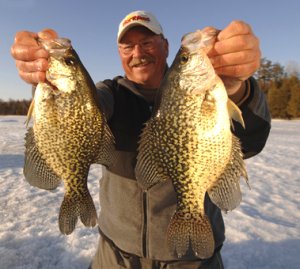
[{"x1": 142, "y1": 190, "x2": 148, "y2": 257}]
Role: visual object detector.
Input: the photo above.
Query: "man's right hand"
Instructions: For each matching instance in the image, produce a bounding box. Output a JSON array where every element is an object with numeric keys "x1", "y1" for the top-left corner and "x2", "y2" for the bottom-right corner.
[{"x1": 10, "y1": 29, "x2": 58, "y2": 85}]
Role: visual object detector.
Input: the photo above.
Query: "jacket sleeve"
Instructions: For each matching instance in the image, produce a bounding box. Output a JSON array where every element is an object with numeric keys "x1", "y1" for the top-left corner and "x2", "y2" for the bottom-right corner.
[
  {"x1": 95, "y1": 79, "x2": 115, "y2": 121},
  {"x1": 232, "y1": 77, "x2": 271, "y2": 159}
]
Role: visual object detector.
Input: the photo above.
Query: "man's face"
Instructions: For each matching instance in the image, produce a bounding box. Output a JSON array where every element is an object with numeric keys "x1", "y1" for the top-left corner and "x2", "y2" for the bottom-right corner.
[{"x1": 118, "y1": 26, "x2": 169, "y2": 89}]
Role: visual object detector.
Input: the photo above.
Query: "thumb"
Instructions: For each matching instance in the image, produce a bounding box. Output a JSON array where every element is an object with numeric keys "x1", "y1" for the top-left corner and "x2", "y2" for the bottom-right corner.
[{"x1": 38, "y1": 28, "x2": 59, "y2": 40}]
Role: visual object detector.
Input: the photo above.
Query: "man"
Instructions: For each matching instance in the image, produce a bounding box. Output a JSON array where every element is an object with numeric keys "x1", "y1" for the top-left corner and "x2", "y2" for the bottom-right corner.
[{"x1": 11, "y1": 10, "x2": 270, "y2": 269}]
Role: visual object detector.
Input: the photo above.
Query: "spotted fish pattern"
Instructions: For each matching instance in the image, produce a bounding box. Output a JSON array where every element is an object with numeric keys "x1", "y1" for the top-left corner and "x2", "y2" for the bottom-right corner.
[
  {"x1": 24, "y1": 38, "x2": 114, "y2": 235},
  {"x1": 135, "y1": 28, "x2": 248, "y2": 259}
]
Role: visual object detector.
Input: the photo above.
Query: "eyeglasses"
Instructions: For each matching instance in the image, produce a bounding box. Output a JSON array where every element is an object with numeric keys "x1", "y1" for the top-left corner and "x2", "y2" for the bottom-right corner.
[{"x1": 118, "y1": 36, "x2": 163, "y2": 55}]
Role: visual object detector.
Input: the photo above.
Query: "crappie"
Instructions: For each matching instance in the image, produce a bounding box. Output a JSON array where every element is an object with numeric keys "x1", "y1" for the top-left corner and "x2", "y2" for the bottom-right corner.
[
  {"x1": 24, "y1": 38, "x2": 114, "y2": 235},
  {"x1": 135, "y1": 28, "x2": 248, "y2": 259}
]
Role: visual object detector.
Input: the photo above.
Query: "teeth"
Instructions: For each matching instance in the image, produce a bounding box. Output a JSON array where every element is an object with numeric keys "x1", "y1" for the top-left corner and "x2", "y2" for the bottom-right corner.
[
  {"x1": 135, "y1": 60, "x2": 148, "y2": 67},
  {"x1": 130, "y1": 57, "x2": 152, "y2": 67},
  {"x1": 135, "y1": 63, "x2": 147, "y2": 67}
]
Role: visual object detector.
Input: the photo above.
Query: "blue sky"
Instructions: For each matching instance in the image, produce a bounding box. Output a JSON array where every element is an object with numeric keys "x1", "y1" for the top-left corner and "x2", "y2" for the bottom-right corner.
[{"x1": 1, "y1": 0, "x2": 299, "y2": 100}]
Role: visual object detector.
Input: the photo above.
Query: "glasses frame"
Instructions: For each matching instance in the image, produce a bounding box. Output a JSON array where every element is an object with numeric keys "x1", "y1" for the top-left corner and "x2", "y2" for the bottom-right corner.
[{"x1": 118, "y1": 34, "x2": 165, "y2": 56}]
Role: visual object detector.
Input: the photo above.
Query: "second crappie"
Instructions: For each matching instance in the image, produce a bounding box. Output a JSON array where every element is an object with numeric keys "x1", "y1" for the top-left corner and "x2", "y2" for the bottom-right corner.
[
  {"x1": 135, "y1": 28, "x2": 248, "y2": 259},
  {"x1": 24, "y1": 38, "x2": 114, "y2": 235}
]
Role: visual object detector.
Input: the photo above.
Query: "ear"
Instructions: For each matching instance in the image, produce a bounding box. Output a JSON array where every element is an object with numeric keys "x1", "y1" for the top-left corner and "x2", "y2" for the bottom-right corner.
[{"x1": 163, "y1": 38, "x2": 169, "y2": 58}]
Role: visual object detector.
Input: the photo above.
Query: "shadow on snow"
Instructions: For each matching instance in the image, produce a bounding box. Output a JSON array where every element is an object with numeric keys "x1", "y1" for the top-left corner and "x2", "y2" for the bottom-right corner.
[
  {"x1": 0, "y1": 154, "x2": 24, "y2": 169},
  {"x1": 222, "y1": 239, "x2": 300, "y2": 269},
  {"x1": 0, "y1": 234, "x2": 93, "y2": 269}
]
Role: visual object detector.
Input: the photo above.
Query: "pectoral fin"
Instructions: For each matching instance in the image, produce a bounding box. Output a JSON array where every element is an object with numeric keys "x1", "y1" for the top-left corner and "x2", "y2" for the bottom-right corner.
[
  {"x1": 25, "y1": 99, "x2": 35, "y2": 128},
  {"x1": 227, "y1": 99, "x2": 245, "y2": 129}
]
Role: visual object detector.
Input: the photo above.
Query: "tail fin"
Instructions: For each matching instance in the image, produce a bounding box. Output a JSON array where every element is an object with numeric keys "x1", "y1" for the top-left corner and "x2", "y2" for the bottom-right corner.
[
  {"x1": 58, "y1": 192, "x2": 97, "y2": 235},
  {"x1": 79, "y1": 193, "x2": 98, "y2": 227},
  {"x1": 167, "y1": 211, "x2": 215, "y2": 259}
]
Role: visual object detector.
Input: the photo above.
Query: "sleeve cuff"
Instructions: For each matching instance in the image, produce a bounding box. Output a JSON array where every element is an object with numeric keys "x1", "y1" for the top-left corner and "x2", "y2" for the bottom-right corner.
[{"x1": 236, "y1": 79, "x2": 251, "y2": 107}]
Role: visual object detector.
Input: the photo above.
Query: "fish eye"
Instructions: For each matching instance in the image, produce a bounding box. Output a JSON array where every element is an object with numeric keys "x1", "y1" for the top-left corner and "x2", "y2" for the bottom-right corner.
[
  {"x1": 180, "y1": 53, "x2": 189, "y2": 65},
  {"x1": 64, "y1": 57, "x2": 75, "y2": 66}
]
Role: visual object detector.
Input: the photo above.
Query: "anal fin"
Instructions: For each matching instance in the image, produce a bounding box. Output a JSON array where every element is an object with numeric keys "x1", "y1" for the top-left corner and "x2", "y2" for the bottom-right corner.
[
  {"x1": 208, "y1": 135, "x2": 249, "y2": 211},
  {"x1": 24, "y1": 127, "x2": 61, "y2": 190},
  {"x1": 135, "y1": 119, "x2": 169, "y2": 190},
  {"x1": 93, "y1": 122, "x2": 115, "y2": 167}
]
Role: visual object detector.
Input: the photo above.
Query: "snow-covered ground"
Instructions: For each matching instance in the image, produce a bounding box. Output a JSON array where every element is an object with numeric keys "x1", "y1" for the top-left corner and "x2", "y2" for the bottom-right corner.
[{"x1": 0, "y1": 116, "x2": 299, "y2": 269}]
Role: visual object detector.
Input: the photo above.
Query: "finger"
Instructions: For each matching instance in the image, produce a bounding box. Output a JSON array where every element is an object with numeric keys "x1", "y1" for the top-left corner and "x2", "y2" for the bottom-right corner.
[
  {"x1": 217, "y1": 20, "x2": 253, "y2": 41},
  {"x1": 210, "y1": 49, "x2": 261, "y2": 69},
  {"x1": 213, "y1": 34, "x2": 259, "y2": 55},
  {"x1": 19, "y1": 70, "x2": 47, "y2": 85},
  {"x1": 214, "y1": 61, "x2": 260, "y2": 81},
  {"x1": 16, "y1": 58, "x2": 48, "y2": 72},
  {"x1": 14, "y1": 31, "x2": 39, "y2": 46},
  {"x1": 38, "y1": 28, "x2": 58, "y2": 40},
  {"x1": 11, "y1": 44, "x2": 49, "y2": 62},
  {"x1": 11, "y1": 29, "x2": 58, "y2": 62}
]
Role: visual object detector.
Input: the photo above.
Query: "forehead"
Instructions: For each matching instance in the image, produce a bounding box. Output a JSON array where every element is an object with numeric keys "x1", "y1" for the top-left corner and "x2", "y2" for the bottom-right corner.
[{"x1": 119, "y1": 26, "x2": 157, "y2": 43}]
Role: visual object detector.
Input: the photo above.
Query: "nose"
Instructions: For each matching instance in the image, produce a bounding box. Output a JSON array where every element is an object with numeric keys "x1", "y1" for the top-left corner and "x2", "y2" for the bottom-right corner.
[{"x1": 132, "y1": 44, "x2": 145, "y2": 57}]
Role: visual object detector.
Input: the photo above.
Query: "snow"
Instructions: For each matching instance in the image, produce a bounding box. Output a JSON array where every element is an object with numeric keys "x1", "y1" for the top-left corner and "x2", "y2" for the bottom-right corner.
[{"x1": 0, "y1": 116, "x2": 299, "y2": 269}]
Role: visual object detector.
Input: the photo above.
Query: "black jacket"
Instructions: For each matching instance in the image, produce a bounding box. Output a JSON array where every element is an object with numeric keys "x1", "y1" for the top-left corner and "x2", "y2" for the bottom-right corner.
[{"x1": 94, "y1": 76, "x2": 271, "y2": 260}]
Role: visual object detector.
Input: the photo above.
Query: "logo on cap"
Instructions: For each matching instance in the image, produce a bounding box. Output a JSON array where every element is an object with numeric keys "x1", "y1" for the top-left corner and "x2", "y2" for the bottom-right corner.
[{"x1": 123, "y1": 15, "x2": 150, "y2": 27}]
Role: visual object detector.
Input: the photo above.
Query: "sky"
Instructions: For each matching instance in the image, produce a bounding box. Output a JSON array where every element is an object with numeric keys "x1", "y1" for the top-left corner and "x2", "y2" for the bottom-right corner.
[
  {"x1": 0, "y1": 0, "x2": 299, "y2": 101},
  {"x1": 1, "y1": 116, "x2": 299, "y2": 268}
]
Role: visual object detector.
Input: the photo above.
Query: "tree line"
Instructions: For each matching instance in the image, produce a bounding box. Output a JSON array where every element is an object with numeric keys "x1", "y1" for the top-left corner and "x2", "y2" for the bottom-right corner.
[
  {"x1": 0, "y1": 57, "x2": 299, "y2": 118},
  {"x1": 0, "y1": 99, "x2": 31, "y2": 115},
  {"x1": 254, "y1": 58, "x2": 300, "y2": 119}
]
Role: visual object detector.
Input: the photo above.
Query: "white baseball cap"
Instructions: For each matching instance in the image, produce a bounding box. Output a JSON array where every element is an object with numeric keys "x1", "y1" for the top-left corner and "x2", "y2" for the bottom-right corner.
[{"x1": 117, "y1": 10, "x2": 164, "y2": 43}]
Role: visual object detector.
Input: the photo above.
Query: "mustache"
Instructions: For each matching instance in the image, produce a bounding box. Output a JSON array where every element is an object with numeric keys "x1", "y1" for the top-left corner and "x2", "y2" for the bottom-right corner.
[{"x1": 129, "y1": 56, "x2": 155, "y2": 67}]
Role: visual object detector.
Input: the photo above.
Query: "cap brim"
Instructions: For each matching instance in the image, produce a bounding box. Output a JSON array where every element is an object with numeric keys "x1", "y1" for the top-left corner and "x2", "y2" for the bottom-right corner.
[{"x1": 117, "y1": 22, "x2": 161, "y2": 43}]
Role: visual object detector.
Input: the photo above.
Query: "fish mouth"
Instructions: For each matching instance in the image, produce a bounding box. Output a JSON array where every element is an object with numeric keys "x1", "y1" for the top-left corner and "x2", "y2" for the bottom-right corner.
[
  {"x1": 47, "y1": 73, "x2": 72, "y2": 80},
  {"x1": 38, "y1": 38, "x2": 72, "y2": 52},
  {"x1": 45, "y1": 73, "x2": 73, "y2": 91},
  {"x1": 47, "y1": 72, "x2": 72, "y2": 79},
  {"x1": 44, "y1": 80, "x2": 59, "y2": 92}
]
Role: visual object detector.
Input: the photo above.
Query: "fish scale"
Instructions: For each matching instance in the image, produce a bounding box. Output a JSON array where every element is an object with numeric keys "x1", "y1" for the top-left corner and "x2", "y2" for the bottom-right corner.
[
  {"x1": 135, "y1": 28, "x2": 248, "y2": 259},
  {"x1": 24, "y1": 38, "x2": 115, "y2": 235}
]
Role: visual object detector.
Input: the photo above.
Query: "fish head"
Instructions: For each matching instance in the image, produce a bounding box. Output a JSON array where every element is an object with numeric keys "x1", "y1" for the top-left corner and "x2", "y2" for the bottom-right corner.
[
  {"x1": 181, "y1": 27, "x2": 219, "y2": 53},
  {"x1": 39, "y1": 38, "x2": 88, "y2": 94},
  {"x1": 167, "y1": 28, "x2": 219, "y2": 97}
]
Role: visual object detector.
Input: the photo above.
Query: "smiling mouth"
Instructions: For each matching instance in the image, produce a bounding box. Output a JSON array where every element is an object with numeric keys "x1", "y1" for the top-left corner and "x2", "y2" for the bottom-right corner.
[
  {"x1": 130, "y1": 57, "x2": 154, "y2": 68},
  {"x1": 133, "y1": 62, "x2": 150, "y2": 68}
]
